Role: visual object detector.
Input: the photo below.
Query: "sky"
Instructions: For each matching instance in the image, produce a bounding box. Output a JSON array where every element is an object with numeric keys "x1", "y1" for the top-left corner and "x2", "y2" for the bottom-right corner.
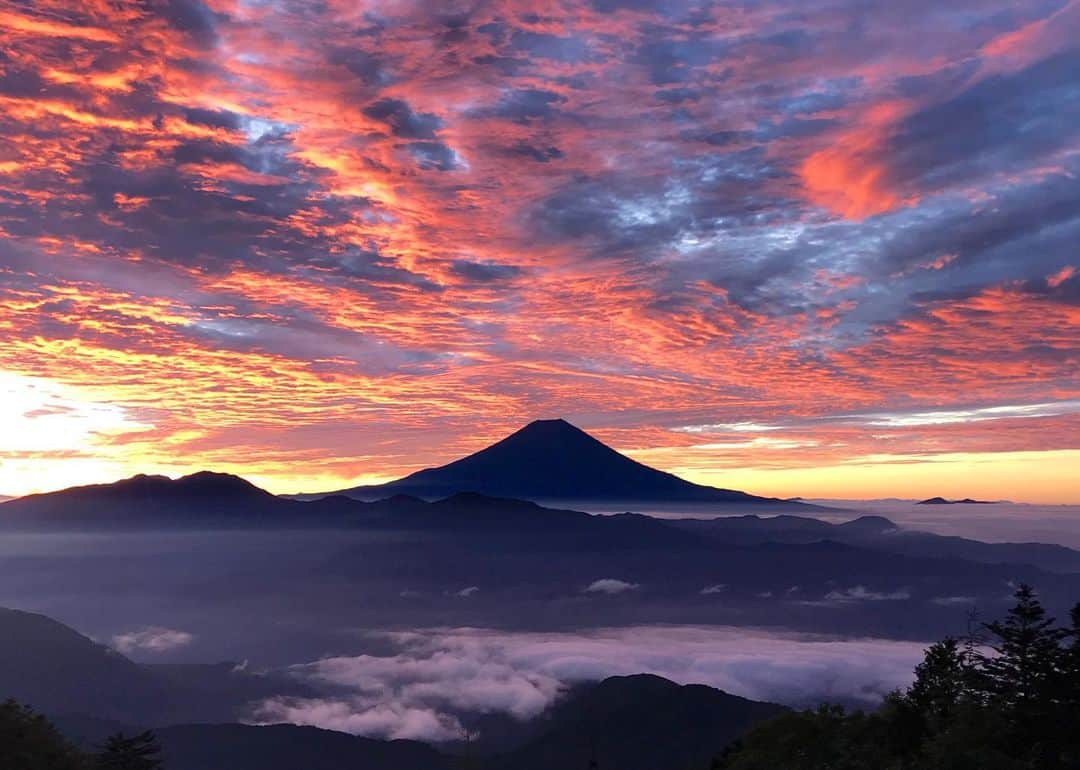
[{"x1": 0, "y1": 0, "x2": 1078, "y2": 501}]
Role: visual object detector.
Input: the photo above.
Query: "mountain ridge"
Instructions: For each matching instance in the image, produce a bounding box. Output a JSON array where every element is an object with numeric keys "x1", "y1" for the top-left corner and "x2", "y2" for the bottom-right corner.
[
  {"x1": 485, "y1": 673, "x2": 786, "y2": 770},
  {"x1": 918, "y1": 496, "x2": 996, "y2": 505},
  {"x1": 311, "y1": 418, "x2": 805, "y2": 507}
]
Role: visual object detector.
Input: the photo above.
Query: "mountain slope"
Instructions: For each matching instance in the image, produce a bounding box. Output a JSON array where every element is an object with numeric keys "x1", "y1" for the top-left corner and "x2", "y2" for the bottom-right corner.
[
  {"x1": 320, "y1": 419, "x2": 795, "y2": 505},
  {"x1": 52, "y1": 676, "x2": 783, "y2": 770},
  {"x1": 0, "y1": 608, "x2": 311, "y2": 724},
  {"x1": 52, "y1": 718, "x2": 454, "y2": 770},
  {"x1": 159, "y1": 724, "x2": 453, "y2": 770},
  {"x1": 0, "y1": 607, "x2": 172, "y2": 722},
  {"x1": 485, "y1": 674, "x2": 786, "y2": 770}
]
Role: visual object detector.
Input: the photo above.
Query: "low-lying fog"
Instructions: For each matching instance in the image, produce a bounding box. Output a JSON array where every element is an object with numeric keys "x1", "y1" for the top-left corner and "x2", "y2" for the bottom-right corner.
[
  {"x1": 2, "y1": 511, "x2": 1072, "y2": 741},
  {"x1": 581, "y1": 500, "x2": 1080, "y2": 548},
  {"x1": 812, "y1": 500, "x2": 1080, "y2": 548}
]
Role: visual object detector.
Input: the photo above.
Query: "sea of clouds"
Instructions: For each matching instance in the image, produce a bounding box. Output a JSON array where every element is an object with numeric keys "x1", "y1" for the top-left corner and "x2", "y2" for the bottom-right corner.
[{"x1": 254, "y1": 625, "x2": 927, "y2": 741}]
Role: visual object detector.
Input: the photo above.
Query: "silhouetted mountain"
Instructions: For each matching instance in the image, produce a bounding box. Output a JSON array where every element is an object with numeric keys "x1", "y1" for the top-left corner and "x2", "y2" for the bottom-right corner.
[
  {"x1": 0, "y1": 471, "x2": 284, "y2": 526},
  {"x1": 53, "y1": 718, "x2": 454, "y2": 770},
  {"x1": 0, "y1": 607, "x2": 171, "y2": 723},
  {"x1": 918, "y1": 497, "x2": 995, "y2": 505},
  {"x1": 158, "y1": 724, "x2": 453, "y2": 770},
  {"x1": 0, "y1": 475, "x2": 707, "y2": 552},
  {"x1": 51, "y1": 676, "x2": 784, "y2": 770},
  {"x1": 485, "y1": 674, "x2": 785, "y2": 770},
  {"x1": 0, "y1": 608, "x2": 312, "y2": 724},
  {"x1": 5, "y1": 478, "x2": 1079, "y2": 639},
  {"x1": 316, "y1": 419, "x2": 804, "y2": 506},
  {"x1": 671, "y1": 514, "x2": 1080, "y2": 573}
]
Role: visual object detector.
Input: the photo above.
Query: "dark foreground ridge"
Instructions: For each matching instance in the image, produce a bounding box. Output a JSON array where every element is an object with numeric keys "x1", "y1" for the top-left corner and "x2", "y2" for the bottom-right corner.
[
  {"x1": 0, "y1": 606, "x2": 784, "y2": 770},
  {"x1": 5, "y1": 587, "x2": 1078, "y2": 770},
  {"x1": 314, "y1": 418, "x2": 806, "y2": 505}
]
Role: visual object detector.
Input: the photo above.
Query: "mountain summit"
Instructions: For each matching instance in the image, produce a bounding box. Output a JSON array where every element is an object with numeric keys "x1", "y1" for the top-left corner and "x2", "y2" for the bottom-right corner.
[
  {"x1": 0, "y1": 471, "x2": 280, "y2": 526},
  {"x1": 322, "y1": 418, "x2": 788, "y2": 505}
]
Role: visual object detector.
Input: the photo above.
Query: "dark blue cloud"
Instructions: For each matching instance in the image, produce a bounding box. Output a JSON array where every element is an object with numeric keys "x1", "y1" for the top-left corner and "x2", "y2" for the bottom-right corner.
[
  {"x1": 884, "y1": 50, "x2": 1080, "y2": 191},
  {"x1": 495, "y1": 89, "x2": 566, "y2": 122},
  {"x1": 450, "y1": 260, "x2": 524, "y2": 282},
  {"x1": 364, "y1": 98, "x2": 443, "y2": 139}
]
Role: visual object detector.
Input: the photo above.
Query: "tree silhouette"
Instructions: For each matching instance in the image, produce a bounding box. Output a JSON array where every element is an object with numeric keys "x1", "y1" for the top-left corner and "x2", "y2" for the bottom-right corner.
[
  {"x1": 978, "y1": 584, "x2": 1068, "y2": 761},
  {"x1": 906, "y1": 637, "x2": 966, "y2": 728},
  {"x1": 715, "y1": 585, "x2": 1080, "y2": 770},
  {"x1": 0, "y1": 700, "x2": 85, "y2": 770},
  {"x1": 95, "y1": 731, "x2": 163, "y2": 770}
]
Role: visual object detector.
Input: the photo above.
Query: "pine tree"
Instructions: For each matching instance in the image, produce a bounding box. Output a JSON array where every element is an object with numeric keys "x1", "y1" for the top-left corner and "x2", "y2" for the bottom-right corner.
[
  {"x1": 976, "y1": 585, "x2": 1068, "y2": 765},
  {"x1": 1059, "y1": 603, "x2": 1080, "y2": 765},
  {"x1": 979, "y1": 586, "x2": 1066, "y2": 715},
  {"x1": 0, "y1": 700, "x2": 86, "y2": 770},
  {"x1": 712, "y1": 586, "x2": 1079, "y2": 770},
  {"x1": 1064, "y1": 602, "x2": 1080, "y2": 701},
  {"x1": 95, "y1": 731, "x2": 163, "y2": 770},
  {"x1": 906, "y1": 637, "x2": 967, "y2": 729}
]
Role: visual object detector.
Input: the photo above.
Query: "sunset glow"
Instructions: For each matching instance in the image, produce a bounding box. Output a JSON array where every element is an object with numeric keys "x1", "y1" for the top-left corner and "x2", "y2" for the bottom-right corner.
[{"x1": 0, "y1": 0, "x2": 1078, "y2": 501}]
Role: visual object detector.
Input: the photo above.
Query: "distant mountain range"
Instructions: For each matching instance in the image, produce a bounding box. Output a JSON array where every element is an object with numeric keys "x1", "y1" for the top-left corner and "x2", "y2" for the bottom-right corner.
[
  {"x1": 4, "y1": 437, "x2": 1080, "y2": 641},
  {"x1": 1, "y1": 419, "x2": 819, "y2": 527},
  {"x1": 918, "y1": 497, "x2": 996, "y2": 505},
  {"x1": 670, "y1": 514, "x2": 1080, "y2": 574},
  {"x1": 306, "y1": 419, "x2": 810, "y2": 507},
  {"x1": 5, "y1": 470, "x2": 1077, "y2": 573}
]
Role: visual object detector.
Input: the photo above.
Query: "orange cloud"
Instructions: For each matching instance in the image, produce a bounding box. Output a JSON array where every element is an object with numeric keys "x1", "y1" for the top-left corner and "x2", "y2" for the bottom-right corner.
[
  {"x1": 0, "y1": 0, "x2": 1077, "y2": 502},
  {"x1": 799, "y1": 101, "x2": 913, "y2": 220}
]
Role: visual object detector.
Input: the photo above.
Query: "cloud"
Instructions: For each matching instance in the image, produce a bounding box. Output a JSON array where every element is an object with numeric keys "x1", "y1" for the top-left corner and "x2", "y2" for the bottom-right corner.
[
  {"x1": 455, "y1": 586, "x2": 480, "y2": 597},
  {"x1": 406, "y1": 141, "x2": 462, "y2": 171},
  {"x1": 2, "y1": 0, "x2": 1079, "y2": 503},
  {"x1": 256, "y1": 626, "x2": 927, "y2": 740},
  {"x1": 932, "y1": 596, "x2": 976, "y2": 606},
  {"x1": 584, "y1": 579, "x2": 639, "y2": 594},
  {"x1": 255, "y1": 698, "x2": 466, "y2": 742},
  {"x1": 363, "y1": 98, "x2": 443, "y2": 139},
  {"x1": 112, "y1": 626, "x2": 195, "y2": 654},
  {"x1": 700, "y1": 584, "x2": 727, "y2": 595},
  {"x1": 824, "y1": 586, "x2": 912, "y2": 602},
  {"x1": 854, "y1": 400, "x2": 1080, "y2": 428},
  {"x1": 449, "y1": 260, "x2": 523, "y2": 283}
]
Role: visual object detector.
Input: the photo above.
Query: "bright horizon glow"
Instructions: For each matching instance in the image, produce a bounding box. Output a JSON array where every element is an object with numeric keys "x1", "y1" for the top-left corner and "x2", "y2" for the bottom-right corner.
[
  {"x1": 2, "y1": 411, "x2": 1078, "y2": 504},
  {"x1": 669, "y1": 450, "x2": 1080, "y2": 506}
]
